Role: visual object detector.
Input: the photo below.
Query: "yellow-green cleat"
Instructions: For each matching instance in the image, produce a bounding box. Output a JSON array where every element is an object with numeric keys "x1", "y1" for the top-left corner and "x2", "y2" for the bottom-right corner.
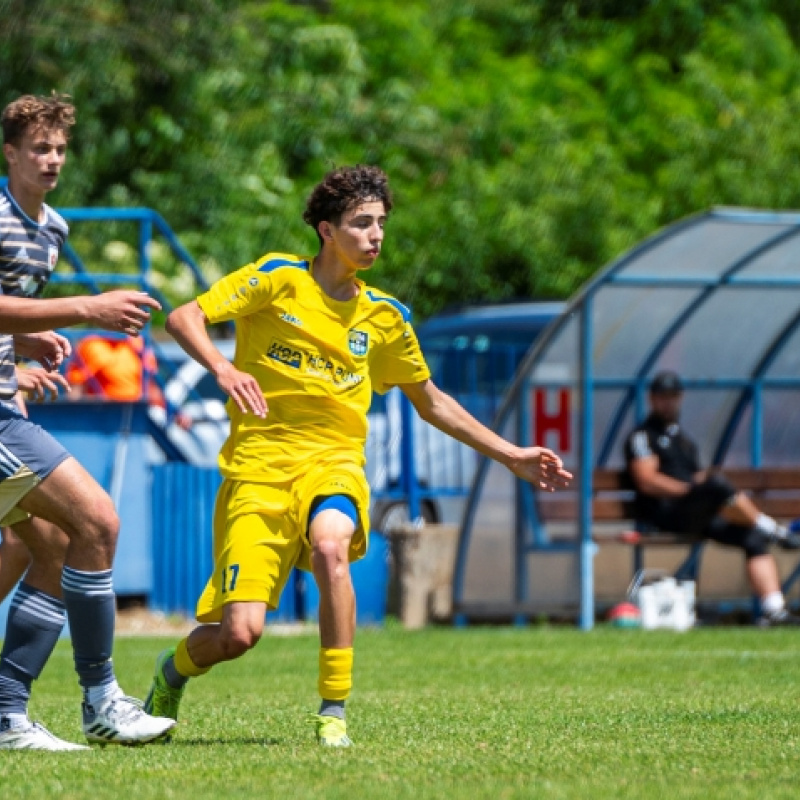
[
  {"x1": 312, "y1": 714, "x2": 352, "y2": 747},
  {"x1": 144, "y1": 647, "x2": 185, "y2": 728}
]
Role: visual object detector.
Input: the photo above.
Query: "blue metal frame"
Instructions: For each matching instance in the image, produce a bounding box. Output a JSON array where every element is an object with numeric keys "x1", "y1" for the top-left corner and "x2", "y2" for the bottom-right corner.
[
  {"x1": 578, "y1": 291, "x2": 596, "y2": 630},
  {"x1": 453, "y1": 208, "x2": 800, "y2": 629},
  {"x1": 453, "y1": 214, "x2": 712, "y2": 623},
  {"x1": 598, "y1": 221, "x2": 800, "y2": 466},
  {"x1": 51, "y1": 207, "x2": 218, "y2": 429},
  {"x1": 57, "y1": 206, "x2": 209, "y2": 291},
  {"x1": 713, "y1": 308, "x2": 800, "y2": 466}
]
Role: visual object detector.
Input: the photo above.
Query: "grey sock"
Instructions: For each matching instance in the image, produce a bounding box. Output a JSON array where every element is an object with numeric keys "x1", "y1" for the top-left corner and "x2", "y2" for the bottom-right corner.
[
  {"x1": 0, "y1": 712, "x2": 28, "y2": 731},
  {"x1": 61, "y1": 567, "x2": 116, "y2": 690},
  {"x1": 163, "y1": 656, "x2": 189, "y2": 690},
  {"x1": 0, "y1": 583, "x2": 66, "y2": 716},
  {"x1": 319, "y1": 699, "x2": 345, "y2": 720}
]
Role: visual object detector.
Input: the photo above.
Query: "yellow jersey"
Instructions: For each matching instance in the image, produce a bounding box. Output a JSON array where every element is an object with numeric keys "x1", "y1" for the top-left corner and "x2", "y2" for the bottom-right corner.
[{"x1": 197, "y1": 252, "x2": 431, "y2": 483}]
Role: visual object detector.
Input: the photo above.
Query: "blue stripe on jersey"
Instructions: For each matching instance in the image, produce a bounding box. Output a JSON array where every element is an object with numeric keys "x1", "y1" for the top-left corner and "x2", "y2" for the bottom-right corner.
[
  {"x1": 364, "y1": 290, "x2": 412, "y2": 322},
  {"x1": 257, "y1": 257, "x2": 310, "y2": 274}
]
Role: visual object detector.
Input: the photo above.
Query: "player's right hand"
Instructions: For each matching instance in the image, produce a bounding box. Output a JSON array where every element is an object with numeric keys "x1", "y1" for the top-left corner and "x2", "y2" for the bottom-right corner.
[
  {"x1": 213, "y1": 361, "x2": 268, "y2": 418},
  {"x1": 87, "y1": 291, "x2": 161, "y2": 335},
  {"x1": 507, "y1": 447, "x2": 573, "y2": 492},
  {"x1": 16, "y1": 366, "x2": 71, "y2": 402}
]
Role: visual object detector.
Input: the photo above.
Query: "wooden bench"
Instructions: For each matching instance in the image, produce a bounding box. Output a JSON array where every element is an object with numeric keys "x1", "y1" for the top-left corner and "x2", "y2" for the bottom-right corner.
[{"x1": 541, "y1": 467, "x2": 800, "y2": 588}]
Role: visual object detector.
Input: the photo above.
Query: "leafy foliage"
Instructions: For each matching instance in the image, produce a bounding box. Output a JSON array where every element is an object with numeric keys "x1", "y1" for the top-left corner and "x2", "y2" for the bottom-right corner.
[{"x1": 2, "y1": 0, "x2": 800, "y2": 317}]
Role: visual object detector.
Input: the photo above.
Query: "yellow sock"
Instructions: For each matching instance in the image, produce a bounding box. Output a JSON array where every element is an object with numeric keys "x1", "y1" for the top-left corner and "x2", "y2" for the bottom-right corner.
[
  {"x1": 318, "y1": 647, "x2": 353, "y2": 701},
  {"x1": 173, "y1": 637, "x2": 211, "y2": 678}
]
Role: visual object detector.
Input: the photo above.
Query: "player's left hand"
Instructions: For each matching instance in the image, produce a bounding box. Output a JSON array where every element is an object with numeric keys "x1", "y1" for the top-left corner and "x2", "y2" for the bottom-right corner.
[
  {"x1": 16, "y1": 366, "x2": 71, "y2": 403},
  {"x1": 507, "y1": 447, "x2": 573, "y2": 492},
  {"x1": 13, "y1": 330, "x2": 72, "y2": 370}
]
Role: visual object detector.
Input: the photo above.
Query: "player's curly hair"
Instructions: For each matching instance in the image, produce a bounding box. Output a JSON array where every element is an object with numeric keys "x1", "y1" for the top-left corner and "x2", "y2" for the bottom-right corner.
[
  {"x1": 1, "y1": 92, "x2": 76, "y2": 146},
  {"x1": 303, "y1": 165, "x2": 393, "y2": 244}
]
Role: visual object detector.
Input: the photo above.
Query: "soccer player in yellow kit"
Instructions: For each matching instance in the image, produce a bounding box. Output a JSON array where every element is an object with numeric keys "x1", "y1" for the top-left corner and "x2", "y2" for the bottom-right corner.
[{"x1": 145, "y1": 165, "x2": 572, "y2": 746}]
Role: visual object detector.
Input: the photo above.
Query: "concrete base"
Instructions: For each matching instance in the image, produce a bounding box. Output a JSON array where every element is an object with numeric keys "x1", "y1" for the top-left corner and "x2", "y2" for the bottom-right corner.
[{"x1": 390, "y1": 523, "x2": 459, "y2": 629}]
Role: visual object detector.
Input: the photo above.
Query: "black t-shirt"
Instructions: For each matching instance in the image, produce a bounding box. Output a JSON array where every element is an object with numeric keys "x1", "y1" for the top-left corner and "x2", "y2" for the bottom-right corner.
[{"x1": 623, "y1": 413, "x2": 700, "y2": 520}]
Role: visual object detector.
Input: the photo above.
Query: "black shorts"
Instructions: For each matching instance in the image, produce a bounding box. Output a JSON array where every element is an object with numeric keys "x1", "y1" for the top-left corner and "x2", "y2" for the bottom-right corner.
[
  {"x1": 649, "y1": 473, "x2": 737, "y2": 536},
  {"x1": 641, "y1": 473, "x2": 769, "y2": 558}
]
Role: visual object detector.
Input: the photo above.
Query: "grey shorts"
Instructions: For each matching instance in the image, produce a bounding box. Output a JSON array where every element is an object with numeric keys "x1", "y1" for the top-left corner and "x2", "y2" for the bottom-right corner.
[{"x1": 0, "y1": 403, "x2": 71, "y2": 525}]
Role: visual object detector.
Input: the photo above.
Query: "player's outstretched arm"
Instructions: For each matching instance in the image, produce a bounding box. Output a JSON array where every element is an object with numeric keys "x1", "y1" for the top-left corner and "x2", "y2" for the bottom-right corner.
[
  {"x1": 398, "y1": 378, "x2": 572, "y2": 492},
  {"x1": 0, "y1": 290, "x2": 160, "y2": 335},
  {"x1": 166, "y1": 300, "x2": 267, "y2": 418}
]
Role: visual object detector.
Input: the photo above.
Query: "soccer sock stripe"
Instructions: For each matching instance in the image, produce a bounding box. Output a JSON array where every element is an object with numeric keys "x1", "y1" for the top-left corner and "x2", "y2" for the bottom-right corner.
[
  {"x1": 11, "y1": 585, "x2": 66, "y2": 627},
  {"x1": 61, "y1": 567, "x2": 116, "y2": 690},
  {"x1": 0, "y1": 674, "x2": 29, "y2": 717},
  {"x1": 318, "y1": 647, "x2": 353, "y2": 702},
  {"x1": 0, "y1": 583, "x2": 66, "y2": 716},
  {"x1": 61, "y1": 567, "x2": 113, "y2": 595}
]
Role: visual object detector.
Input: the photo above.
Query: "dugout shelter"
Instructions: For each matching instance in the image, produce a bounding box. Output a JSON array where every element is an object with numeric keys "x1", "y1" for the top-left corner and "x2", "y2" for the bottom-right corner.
[{"x1": 452, "y1": 208, "x2": 800, "y2": 629}]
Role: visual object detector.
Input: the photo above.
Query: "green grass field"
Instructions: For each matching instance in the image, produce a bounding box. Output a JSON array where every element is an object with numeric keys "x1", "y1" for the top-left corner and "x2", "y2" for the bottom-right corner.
[{"x1": 3, "y1": 624, "x2": 800, "y2": 799}]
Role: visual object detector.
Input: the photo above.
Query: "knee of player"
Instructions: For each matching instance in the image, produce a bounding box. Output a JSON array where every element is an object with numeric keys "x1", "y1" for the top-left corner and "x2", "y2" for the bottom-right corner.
[
  {"x1": 743, "y1": 529, "x2": 771, "y2": 559},
  {"x1": 312, "y1": 536, "x2": 350, "y2": 569},
  {"x1": 86, "y1": 498, "x2": 120, "y2": 544},
  {"x1": 220, "y1": 626, "x2": 261, "y2": 659},
  {"x1": 705, "y1": 473, "x2": 737, "y2": 501}
]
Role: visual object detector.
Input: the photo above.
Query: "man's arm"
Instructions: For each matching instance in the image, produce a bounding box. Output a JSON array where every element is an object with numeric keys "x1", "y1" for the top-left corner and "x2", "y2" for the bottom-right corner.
[
  {"x1": 0, "y1": 290, "x2": 159, "y2": 334},
  {"x1": 629, "y1": 455, "x2": 691, "y2": 498},
  {"x1": 165, "y1": 300, "x2": 267, "y2": 418},
  {"x1": 398, "y1": 378, "x2": 571, "y2": 491}
]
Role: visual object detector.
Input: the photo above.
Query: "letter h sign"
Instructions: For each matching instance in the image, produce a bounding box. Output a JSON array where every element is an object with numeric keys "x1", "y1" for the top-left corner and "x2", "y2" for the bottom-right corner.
[{"x1": 532, "y1": 388, "x2": 571, "y2": 452}]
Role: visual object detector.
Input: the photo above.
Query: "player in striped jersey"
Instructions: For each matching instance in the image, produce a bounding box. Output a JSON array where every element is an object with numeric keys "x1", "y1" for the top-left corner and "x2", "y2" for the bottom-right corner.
[
  {"x1": 0, "y1": 96, "x2": 72, "y2": 660},
  {"x1": 0, "y1": 93, "x2": 176, "y2": 750},
  {"x1": 145, "y1": 165, "x2": 572, "y2": 747}
]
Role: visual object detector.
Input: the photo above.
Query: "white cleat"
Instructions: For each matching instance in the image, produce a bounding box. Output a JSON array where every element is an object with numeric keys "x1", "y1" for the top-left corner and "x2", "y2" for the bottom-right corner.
[
  {"x1": 0, "y1": 720, "x2": 89, "y2": 751},
  {"x1": 82, "y1": 695, "x2": 176, "y2": 746}
]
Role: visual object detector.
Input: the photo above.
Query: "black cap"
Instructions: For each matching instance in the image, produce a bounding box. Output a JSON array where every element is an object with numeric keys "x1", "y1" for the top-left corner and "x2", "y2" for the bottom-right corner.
[{"x1": 650, "y1": 370, "x2": 684, "y2": 394}]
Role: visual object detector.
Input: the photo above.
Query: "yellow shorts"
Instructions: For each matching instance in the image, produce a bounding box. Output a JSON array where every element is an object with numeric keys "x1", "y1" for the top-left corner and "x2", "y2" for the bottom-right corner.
[
  {"x1": 195, "y1": 461, "x2": 370, "y2": 623},
  {"x1": 0, "y1": 466, "x2": 38, "y2": 526}
]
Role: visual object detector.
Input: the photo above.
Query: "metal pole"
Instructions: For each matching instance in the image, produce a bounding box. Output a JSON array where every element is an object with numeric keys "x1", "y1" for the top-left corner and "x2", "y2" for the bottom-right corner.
[
  {"x1": 578, "y1": 293, "x2": 596, "y2": 630},
  {"x1": 399, "y1": 391, "x2": 422, "y2": 524},
  {"x1": 751, "y1": 381, "x2": 763, "y2": 467}
]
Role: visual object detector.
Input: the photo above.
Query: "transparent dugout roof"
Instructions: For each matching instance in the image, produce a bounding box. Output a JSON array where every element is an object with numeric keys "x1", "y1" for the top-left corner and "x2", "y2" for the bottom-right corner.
[{"x1": 455, "y1": 208, "x2": 800, "y2": 625}]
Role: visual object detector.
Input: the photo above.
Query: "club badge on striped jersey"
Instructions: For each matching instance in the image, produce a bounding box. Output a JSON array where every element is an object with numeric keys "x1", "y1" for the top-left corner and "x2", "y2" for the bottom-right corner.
[
  {"x1": 348, "y1": 329, "x2": 369, "y2": 356},
  {"x1": 48, "y1": 246, "x2": 58, "y2": 270}
]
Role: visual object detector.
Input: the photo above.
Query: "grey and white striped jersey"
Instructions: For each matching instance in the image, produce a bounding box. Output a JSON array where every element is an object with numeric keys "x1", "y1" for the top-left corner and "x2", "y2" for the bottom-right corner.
[{"x1": 0, "y1": 186, "x2": 68, "y2": 399}]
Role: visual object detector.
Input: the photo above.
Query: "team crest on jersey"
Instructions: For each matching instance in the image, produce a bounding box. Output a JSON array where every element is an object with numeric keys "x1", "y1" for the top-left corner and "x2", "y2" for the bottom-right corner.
[
  {"x1": 348, "y1": 329, "x2": 369, "y2": 356},
  {"x1": 48, "y1": 246, "x2": 58, "y2": 270}
]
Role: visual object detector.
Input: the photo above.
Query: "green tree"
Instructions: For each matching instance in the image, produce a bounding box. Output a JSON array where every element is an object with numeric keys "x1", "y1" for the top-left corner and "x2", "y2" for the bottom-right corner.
[{"x1": 3, "y1": 0, "x2": 800, "y2": 318}]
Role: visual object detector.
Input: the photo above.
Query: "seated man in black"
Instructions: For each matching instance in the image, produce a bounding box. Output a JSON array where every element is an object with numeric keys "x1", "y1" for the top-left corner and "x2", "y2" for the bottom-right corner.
[{"x1": 624, "y1": 370, "x2": 800, "y2": 626}]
